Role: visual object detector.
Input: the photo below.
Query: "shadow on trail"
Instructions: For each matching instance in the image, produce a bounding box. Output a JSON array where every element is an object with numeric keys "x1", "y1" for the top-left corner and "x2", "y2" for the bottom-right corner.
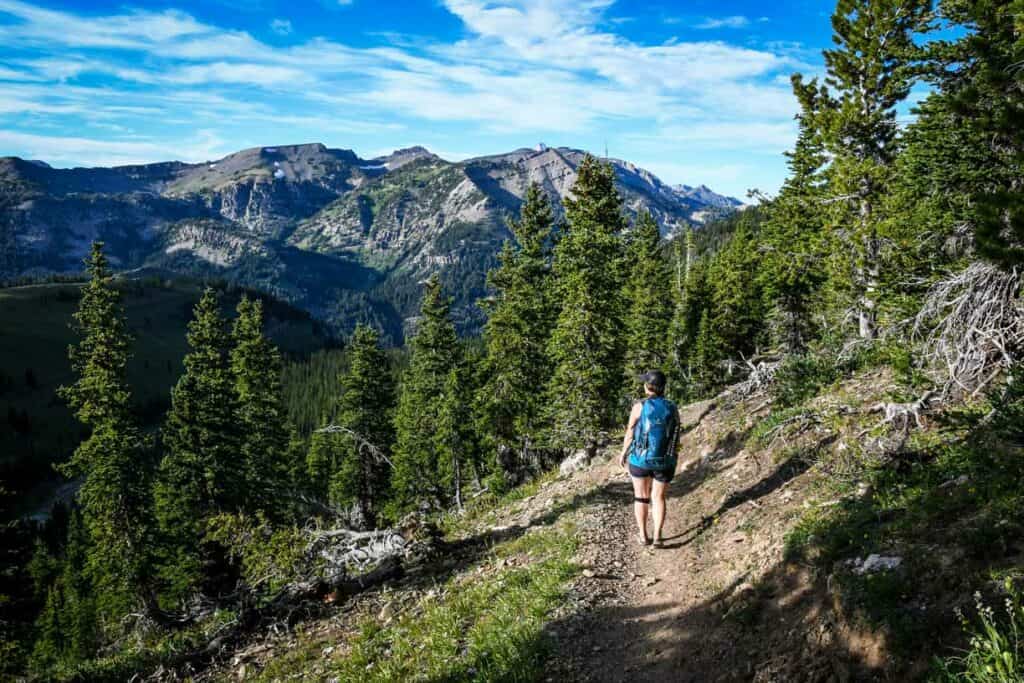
[
  {"x1": 443, "y1": 476, "x2": 634, "y2": 564},
  {"x1": 668, "y1": 425, "x2": 755, "y2": 502},
  {"x1": 539, "y1": 555, "x2": 888, "y2": 683}
]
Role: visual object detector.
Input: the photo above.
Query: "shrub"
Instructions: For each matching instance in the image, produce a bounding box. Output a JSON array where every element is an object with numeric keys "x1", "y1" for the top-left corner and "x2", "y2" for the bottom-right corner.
[
  {"x1": 770, "y1": 353, "x2": 837, "y2": 408},
  {"x1": 935, "y1": 580, "x2": 1024, "y2": 682}
]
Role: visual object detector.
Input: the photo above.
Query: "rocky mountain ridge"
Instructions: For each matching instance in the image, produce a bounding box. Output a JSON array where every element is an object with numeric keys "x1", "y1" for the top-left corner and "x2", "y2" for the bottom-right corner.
[{"x1": 0, "y1": 143, "x2": 741, "y2": 341}]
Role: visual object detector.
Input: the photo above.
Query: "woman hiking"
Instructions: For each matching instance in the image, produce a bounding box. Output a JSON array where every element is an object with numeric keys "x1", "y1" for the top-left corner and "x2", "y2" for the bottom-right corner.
[{"x1": 618, "y1": 370, "x2": 680, "y2": 548}]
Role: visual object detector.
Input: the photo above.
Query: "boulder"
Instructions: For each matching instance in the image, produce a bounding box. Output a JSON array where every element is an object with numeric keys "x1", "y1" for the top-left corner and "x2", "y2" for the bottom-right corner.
[
  {"x1": 848, "y1": 554, "x2": 902, "y2": 575},
  {"x1": 559, "y1": 449, "x2": 592, "y2": 477}
]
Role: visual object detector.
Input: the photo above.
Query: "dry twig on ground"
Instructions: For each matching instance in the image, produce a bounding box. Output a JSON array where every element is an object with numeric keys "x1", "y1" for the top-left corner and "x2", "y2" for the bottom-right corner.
[{"x1": 867, "y1": 390, "x2": 936, "y2": 431}]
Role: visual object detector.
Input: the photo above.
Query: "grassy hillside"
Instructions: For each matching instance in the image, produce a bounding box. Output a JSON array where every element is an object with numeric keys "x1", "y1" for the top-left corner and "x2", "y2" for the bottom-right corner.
[
  {"x1": 189, "y1": 365, "x2": 1024, "y2": 682},
  {"x1": 0, "y1": 277, "x2": 334, "y2": 516}
]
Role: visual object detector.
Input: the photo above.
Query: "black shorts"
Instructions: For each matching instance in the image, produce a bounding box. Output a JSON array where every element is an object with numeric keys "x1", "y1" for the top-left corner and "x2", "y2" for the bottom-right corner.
[{"x1": 628, "y1": 462, "x2": 674, "y2": 483}]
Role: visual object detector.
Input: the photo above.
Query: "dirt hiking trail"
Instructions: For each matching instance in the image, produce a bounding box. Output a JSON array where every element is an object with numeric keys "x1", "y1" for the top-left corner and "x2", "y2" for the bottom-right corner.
[{"x1": 543, "y1": 393, "x2": 893, "y2": 683}]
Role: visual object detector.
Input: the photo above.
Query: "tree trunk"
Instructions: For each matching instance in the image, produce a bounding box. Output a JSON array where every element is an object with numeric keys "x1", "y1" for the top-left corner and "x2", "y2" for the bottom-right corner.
[
  {"x1": 453, "y1": 451, "x2": 462, "y2": 511},
  {"x1": 857, "y1": 193, "x2": 878, "y2": 340}
]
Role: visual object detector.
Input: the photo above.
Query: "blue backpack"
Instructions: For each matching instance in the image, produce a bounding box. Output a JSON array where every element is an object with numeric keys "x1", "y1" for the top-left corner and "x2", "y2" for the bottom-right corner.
[{"x1": 628, "y1": 397, "x2": 679, "y2": 471}]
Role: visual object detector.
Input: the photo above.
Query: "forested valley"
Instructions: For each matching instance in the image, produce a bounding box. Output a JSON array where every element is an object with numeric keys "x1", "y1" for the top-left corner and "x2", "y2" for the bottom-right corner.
[{"x1": 2, "y1": 0, "x2": 1024, "y2": 680}]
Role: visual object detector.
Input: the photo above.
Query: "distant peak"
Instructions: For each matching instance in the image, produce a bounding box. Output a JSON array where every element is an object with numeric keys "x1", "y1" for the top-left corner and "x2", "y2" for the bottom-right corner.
[
  {"x1": 370, "y1": 146, "x2": 439, "y2": 170},
  {"x1": 258, "y1": 142, "x2": 328, "y2": 153},
  {"x1": 391, "y1": 145, "x2": 431, "y2": 155}
]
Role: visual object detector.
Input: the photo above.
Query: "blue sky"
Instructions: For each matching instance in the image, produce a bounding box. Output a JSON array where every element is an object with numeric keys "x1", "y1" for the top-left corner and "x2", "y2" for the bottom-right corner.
[{"x1": 0, "y1": 0, "x2": 839, "y2": 198}]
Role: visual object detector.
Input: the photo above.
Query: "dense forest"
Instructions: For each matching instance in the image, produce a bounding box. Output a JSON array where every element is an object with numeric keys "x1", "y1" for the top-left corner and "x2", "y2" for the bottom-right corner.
[{"x1": 1, "y1": 0, "x2": 1023, "y2": 679}]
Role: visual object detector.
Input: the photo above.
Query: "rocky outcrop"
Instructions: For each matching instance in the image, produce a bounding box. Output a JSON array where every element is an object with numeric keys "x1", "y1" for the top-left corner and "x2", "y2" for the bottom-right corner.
[{"x1": 0, "y1": 143, "x2": 741, "y2": 337}]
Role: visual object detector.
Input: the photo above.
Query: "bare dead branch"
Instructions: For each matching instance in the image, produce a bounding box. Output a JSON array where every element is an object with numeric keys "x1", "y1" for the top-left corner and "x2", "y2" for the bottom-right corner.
[
  {"x1": 867, "y1": 390, "x2": 936, "y2": 431},
  {"x1": 913, "y1": 262, "x2": 1023, "y2": 396},
  {"x1": 315, "y1": 425, "x2": 394, "y2": 467}
]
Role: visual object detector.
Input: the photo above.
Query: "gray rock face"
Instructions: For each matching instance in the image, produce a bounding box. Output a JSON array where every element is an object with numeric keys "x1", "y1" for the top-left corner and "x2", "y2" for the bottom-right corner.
[{"x1": 0, "y1": 143, "x2": 741, "y2": 340}]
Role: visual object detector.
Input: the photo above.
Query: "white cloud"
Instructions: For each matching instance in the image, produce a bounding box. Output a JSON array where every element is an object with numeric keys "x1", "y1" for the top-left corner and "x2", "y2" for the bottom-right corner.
[
  {"x1": 0, "y1": 0, "x2": 803, "y2": 188},
  {"x1": 695, "y1": 16, "x2": 751, "y2": 30},
  {"x1": 627, "y1": 121, "x2": 798, "y2": 154},
  {"x1": 167, "y1": 62, "x2": 311, "y2": 86},
  {"x1": 0, "y1": 0, "x2": 205, "y2": 49},
  {"x1": 270, "y1": 18, "x2": 292, "y2": 35},
  {"x1": 0, "y1": 128, "x2": 229, "y2": 166}
]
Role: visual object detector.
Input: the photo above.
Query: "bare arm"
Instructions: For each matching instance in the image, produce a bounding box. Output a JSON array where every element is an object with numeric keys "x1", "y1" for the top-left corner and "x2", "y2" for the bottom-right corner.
[{"x1": 618, "y1": 402, "x2": 643, "y2": 467}]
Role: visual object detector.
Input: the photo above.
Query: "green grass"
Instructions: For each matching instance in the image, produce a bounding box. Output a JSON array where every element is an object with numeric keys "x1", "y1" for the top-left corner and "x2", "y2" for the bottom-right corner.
[
  {"x1": 746, "y1": 405, "x2": 816, "y2": 449},
  {"x1": 439, "y1": 468, "x2": 561, "y2": 538},
  {"x1": 256, "y1": 520, "x2": 579, "y2": 683}
]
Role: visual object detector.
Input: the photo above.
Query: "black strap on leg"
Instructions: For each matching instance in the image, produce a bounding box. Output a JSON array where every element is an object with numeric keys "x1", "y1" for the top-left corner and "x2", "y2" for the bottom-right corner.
[{"x1": 634, "y1": 497, "x2": 651, "y2": 504}]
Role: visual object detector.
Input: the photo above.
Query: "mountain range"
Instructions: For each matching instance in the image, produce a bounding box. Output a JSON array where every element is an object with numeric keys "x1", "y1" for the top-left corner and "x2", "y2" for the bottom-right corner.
[{"x1": 0, "y1": 143, "x2": 741, "y2": 342}]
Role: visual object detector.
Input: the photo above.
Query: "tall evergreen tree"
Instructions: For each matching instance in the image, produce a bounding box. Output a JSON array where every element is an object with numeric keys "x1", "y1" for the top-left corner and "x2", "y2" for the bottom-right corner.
[
  {"x1": 154, "y1": 288, "x2": 237, "y2": 601},
  {"x1": 61, "y1": 511, "x2": 97, "y2": 663},
  {"x1": 758, "y1": 98, "x2": 827, "y2": 353},
  {"x1": 546, "y1": 155, "x2": 627, "y2": 452},
  {"x1": 29, "y1": 584, "x2": 63, "y2": 673},
  {"x1": 690, "y1": 307, "x2": 721, "y2": 398},
  {"x1": 231, "y1": 296, "x2": 289, "y2": 518},
  {"x1": 389, "y1": 276, "x2": 461, "y2": 514},
  {"x1": 667, "y1": 229, "x2": 702, "y2": 400},
  {"x1": 799, "y1": 0, "x2": 931, "y2": 339},
  {"x1": 932, "y1": 0, "x2": 1024, "y2": 269},
  {"x1": 316, "y1": 323, "x2": 394, "y2": 527},
  {"x1": 478, "y1": 183, "x2": 556, "y2": 472},
  {"x1": 57, "y1": 242, "x2": 150, "y2": 625},
  {"x1": 622, "y1": 211, "x2": 673, "y2": 397},
  {"x1": 436, "y1": 367, "x2": 474, "y2": 511},
  {"x1": 708, "y1": 218, "x2": 765, "y2": 360}
]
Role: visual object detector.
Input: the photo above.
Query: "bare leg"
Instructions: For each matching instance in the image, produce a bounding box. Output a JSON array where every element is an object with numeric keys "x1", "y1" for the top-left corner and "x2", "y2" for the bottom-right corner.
[
  {"x1": 631, "y1": 476, "x2": 652, "y2": 543},
  {"x1": 651, "y1": 479, "x2": 669, "y2": 543}
]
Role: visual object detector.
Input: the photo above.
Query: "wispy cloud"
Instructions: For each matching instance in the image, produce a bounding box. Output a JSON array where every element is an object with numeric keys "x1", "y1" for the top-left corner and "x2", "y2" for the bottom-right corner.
[
  {"x1": 269, "y1": 18, "x2": 292, "y2": 35},
  {"x1": 0, "y1": 128, "x2": 228, "y2": 166},
  {"x1": 0, "y1": 0, "x2": 806, "y2": 193},
  {"x1": 695, "y1": 15, "x2": 751, "y2": 30}
]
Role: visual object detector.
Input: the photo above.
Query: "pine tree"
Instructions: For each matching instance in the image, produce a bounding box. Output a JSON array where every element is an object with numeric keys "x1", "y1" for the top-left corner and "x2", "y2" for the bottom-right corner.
[
  {"x1": 932, "y1": 0, "x2": 1024, "y2": 269},
  {"x1": 691, "y1": 308, "x2": 721, "y2": 398},
  {"x1": 546, "y1": 155, "x2": 627, "y2": 452},
  {"x1": 61, "y1": 512, "x2": 96, "y2": 662},
  {"x1": 29, "y1": 584, "x2": 63, "y2": 673},
  {"x1": 708, "y1": 218, "x2": 765, "y2": 360},
  {"x1": 154, "y1": 288, "x2": 237, "y2": 602},
  {"x1": 57, "y1": 242, "x2": 150, "y2": 623},
  {"x1": 231, "y1": 296, "x2": 289, "y2": 519},
  {"x1": 622, "y1": 211, "x2": 673, "y2": 398},
  {"x1": 799, "y1": 0, "x2": 931, "y2": 339},
  {"x1": 323, "y1": 323, "x2": 394, "y2": 527},
  {"x1": 478, "y1": 183, "x2": 556, "y2": 473},
  {"x1": 436, "y1": 367, "x2": 474, "y2": 510},
  {"x1": 758, "y1": 98, "x2": 827, "y2": 353},
  {"x1": 390, "y1": 276, "x2": 461, "y2": 514},
  {"x1": 667, "y1": 230, "x2": 704, "y2": 400}
]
